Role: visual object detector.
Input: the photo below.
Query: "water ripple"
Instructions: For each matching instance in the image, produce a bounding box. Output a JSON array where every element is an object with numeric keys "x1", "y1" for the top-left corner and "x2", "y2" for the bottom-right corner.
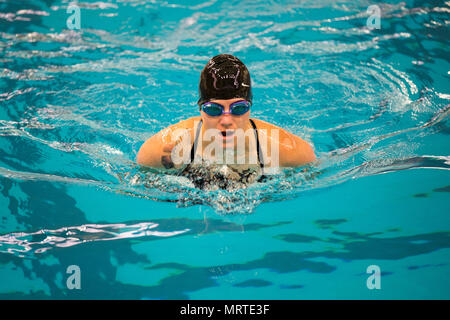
[{"x1": 0, "y1": 222, "x2": 189, "y2": 258}]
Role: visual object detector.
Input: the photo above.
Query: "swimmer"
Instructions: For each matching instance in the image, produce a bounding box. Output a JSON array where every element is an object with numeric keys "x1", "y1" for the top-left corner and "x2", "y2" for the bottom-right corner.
[{"x1": 137, "y1": 54, "x2": 316, "y2": 188}]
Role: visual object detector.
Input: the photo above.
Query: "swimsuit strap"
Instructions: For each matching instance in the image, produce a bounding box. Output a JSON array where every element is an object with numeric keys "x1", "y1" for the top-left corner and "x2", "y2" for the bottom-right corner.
[
  {"x1": 191, "y1": 119, "x2": 203, "y2": 162},
  {"x1": 249, "y1": 118, "x2": 265, "y2": 169}
]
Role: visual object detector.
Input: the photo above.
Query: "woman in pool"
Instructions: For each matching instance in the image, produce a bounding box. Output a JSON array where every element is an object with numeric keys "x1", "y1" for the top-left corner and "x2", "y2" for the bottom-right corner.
[{"x1": 137, "y1": 54, "x2": 316, "y2": 189}]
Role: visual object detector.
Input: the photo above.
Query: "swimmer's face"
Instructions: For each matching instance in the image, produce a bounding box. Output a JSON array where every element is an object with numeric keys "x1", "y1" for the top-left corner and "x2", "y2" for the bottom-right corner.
[{"x1": 200, "y1": 98, "x2": 251, "y2": 148}]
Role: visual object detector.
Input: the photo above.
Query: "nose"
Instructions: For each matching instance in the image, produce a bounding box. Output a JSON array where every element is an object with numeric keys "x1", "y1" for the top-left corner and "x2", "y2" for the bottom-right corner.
[
  {"x1": 219, "y1": 112, "x2": 233, "y2": 128},
  {"x1": 218, "y1": 105, "x2": 234, "y2": 128}
]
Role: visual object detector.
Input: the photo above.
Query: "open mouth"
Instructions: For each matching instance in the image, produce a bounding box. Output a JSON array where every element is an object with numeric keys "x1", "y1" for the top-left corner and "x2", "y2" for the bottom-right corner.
[{"x1": 220, "y1": 130, "x2": 235, "y2": 138}]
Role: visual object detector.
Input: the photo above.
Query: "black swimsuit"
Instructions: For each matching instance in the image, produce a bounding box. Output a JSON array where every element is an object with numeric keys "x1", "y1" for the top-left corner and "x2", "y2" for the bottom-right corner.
[{"x1": 181, "y1": 119, "x2": 266, "y2": 189}]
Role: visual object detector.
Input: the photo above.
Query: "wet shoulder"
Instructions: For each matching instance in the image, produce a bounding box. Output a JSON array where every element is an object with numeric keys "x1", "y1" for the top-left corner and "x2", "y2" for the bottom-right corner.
[
  {"x1": 250, "y1": 118, "x2": 300, "y2": 152},
  {"x1": 250, "y1": 118, "x2": 280, "y2": 130},
  {"x1": 154, "y1": 116, "x2": 201, "y2": 146},
  {"x1": 250, "y1": 118, "x2": 291, "y2": 140},
  {"x1": 163, "y1": 116, "x2": 202, "y2": 145}
]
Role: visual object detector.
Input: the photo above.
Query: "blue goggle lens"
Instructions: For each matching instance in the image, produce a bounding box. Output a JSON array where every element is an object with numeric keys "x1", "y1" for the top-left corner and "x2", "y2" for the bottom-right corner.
[
  {"x1": 230, "y1": 102, "x2": 250, "y2": 115},
  {"x1": 202, "y1": 104, "x2": 223, "y2": 116}
]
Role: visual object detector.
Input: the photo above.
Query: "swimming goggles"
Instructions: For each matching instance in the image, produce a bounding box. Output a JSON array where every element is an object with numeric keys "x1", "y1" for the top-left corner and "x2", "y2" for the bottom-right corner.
[{"x1": 200, "y1": 100, "x2": 251, "y2": 116}]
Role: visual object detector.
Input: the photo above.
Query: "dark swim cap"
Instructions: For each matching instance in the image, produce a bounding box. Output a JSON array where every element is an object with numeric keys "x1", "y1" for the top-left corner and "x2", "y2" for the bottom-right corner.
[{"x1": 197, "y1": 54, "x2": 252, "y2": 107}]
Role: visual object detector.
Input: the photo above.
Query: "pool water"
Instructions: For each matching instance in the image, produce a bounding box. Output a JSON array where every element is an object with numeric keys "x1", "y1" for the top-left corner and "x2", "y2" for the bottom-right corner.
[{"x1": 0, "y1": 0, "x2": 449, "y2": 299}]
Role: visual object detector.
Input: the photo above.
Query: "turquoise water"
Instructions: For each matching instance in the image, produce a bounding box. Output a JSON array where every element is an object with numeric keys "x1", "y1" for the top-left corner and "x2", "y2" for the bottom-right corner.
[{"x1": 0, "y1": 0, "x2": 449, "y2": 299}]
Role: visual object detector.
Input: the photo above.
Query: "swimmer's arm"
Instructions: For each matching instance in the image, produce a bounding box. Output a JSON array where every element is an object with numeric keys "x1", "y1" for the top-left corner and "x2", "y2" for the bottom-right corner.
[
  {"x1": 136, "y1": 127, "x2": 173, "y2": 168},
  {"x1": 278, "y1": 130, "x2": 316, "y2": 167},
  {"x1": 136, "y1": 118, "x2": 197, "y2": 168}
]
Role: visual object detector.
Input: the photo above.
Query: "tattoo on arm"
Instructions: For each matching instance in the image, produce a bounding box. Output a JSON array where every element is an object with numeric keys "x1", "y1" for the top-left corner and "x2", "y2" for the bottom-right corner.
[{"x1": 161, "y1": 155, "x2": 174, "y2": 169}]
